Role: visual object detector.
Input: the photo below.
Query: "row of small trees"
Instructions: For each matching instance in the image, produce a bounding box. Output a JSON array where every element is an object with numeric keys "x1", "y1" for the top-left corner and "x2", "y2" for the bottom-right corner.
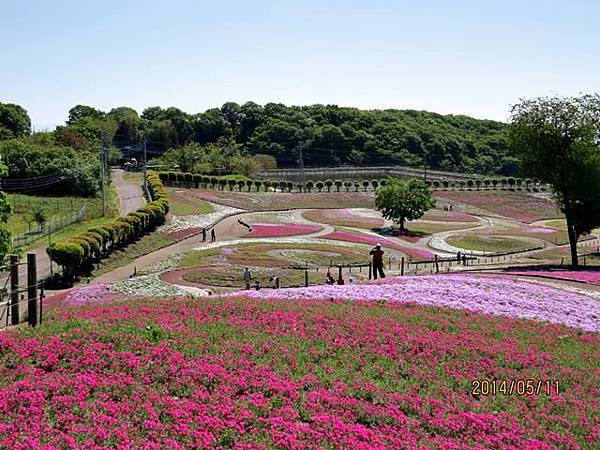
[
  {"x1": 158, "y1": 171, "x2": 544, "y2": 193},
  {"x1": 46, "y1": 171, "x2": 169, "y2": 282}
]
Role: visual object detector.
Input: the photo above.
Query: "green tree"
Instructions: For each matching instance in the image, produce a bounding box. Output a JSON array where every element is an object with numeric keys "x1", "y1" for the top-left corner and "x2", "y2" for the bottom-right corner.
[
  {"x1": 32, "y1": 205, "x2": 47, "y2": 230},
  {"x1": 510, "y1": 94, "x2": 600, "y2": 267},
  {"x1": 0, "y1": 103, "x2": 31, "y2": 139},
  {"x1": 0, "y1": 155, "x2": 12, "y2": 264},
  {"x1": 375, "y1": 178, "x2": 435, "y2": 232}
]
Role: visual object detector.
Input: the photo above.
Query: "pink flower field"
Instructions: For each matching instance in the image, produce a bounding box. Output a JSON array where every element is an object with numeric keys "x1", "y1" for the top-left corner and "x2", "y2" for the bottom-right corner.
[
  {"x1": 231, "y1": 273, "x2": 600, "y2": 332},
  {"x1": 323, "y1": 230, "x2": 436, "y2": 260},
  {"x1": 247, "y1": 223, "x2": 323, "y2": 238},
  {"x1": 508, "y1": 270, "x2": 600, "y2": 285},
  {"x1": 422, "y1": 210, "x2": 479, "y2": 223},
  {"x1": 302, "y1": 208, "x2": 384, "y2": 229},
  {"x1": 436, "y1": 191, "x2": 561, "y2": 223},
  {"x1": 0, "y1": 294, "x2": 597, "y2": 448}
]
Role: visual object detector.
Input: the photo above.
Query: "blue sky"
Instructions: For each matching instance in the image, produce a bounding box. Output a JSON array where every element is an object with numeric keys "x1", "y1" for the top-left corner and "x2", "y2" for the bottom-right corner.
[{"x1": 1, "y1": 0, "x2": 598, "y2": 129}]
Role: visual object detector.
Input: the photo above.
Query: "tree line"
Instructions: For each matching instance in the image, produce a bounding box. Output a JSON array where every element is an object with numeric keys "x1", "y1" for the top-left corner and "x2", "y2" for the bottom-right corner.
[{"x1": 0, "y1": 101, "x2": 516, "y2": 192}]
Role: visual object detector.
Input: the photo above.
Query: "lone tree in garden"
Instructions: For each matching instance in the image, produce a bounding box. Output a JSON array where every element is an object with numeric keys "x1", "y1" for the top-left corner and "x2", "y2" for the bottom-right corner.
[
  {"x1": 375, "y1": 178, "x2": 435, "y2": 233},
  {"x1": 510, "y1": 94, "x2": 600, "y2": 267}
]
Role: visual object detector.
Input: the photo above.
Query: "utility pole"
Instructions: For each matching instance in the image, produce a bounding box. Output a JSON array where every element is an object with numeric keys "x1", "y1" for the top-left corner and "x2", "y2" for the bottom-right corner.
[
  {"x1": 100, "y1": 131, "x2": 107, "y2": 217},
  {"x1": 143, "y1": 135, "x2": 148, "y2": 192},
  {"x1": 297, "y1": 146, "x2": 306, "y2": 186}
]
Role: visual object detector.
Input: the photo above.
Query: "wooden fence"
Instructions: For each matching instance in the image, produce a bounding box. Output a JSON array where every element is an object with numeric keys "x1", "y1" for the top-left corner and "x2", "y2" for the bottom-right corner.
[{"x1": 0, "y1": 253, "x2": 44, "y2": 330}]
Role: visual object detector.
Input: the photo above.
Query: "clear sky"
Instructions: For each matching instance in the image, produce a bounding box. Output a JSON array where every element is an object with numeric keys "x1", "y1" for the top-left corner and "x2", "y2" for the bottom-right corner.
[{"x1": 1, "y1": 0, "x2": 598, "y2": 129}]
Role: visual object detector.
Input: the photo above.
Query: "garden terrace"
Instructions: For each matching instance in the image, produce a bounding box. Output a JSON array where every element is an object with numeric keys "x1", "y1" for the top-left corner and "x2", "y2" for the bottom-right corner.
[{"x1": 435, "y1": 191, "x2": 562, "y2": 223}]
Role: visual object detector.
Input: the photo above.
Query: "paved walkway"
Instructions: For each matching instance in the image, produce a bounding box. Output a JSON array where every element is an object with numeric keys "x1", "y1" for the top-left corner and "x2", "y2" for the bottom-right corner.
[
  {"x1": 112, "y1": 169, "x2": 145, "y2": 215},
  {"x1": 2, "y1": 169, "x2": 146, "y2": 288}
]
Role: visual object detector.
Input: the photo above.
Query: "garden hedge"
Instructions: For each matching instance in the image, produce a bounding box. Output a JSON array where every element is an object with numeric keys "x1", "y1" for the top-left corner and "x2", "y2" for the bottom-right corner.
[{"x1": 47, "y1": 170, "x2": 169, "y2": 281}]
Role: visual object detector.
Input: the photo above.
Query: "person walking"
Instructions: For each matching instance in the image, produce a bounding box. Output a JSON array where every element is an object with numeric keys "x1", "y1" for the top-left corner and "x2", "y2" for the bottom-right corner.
[
  {"x1": 244, "y1": 267, "x2": 252, "y2": 290},
  {"x1": 202, "y1": 228, "x2": 207, "y2": 242},
  {"x1": 211, "y1": 228, "x2": 216, "y2": 242},
  {"x1": 369, "y1": 243, "x2": 385, "y2": 279}
]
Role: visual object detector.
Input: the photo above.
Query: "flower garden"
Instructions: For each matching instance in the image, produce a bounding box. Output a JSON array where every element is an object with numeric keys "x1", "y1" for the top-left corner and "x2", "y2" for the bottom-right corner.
[
  {"x1": 19, "y1": 183, "x2": 600, "y2": 448},
  {"x1": 435, "y1": 191, "x2": 562, "y2": 222},
  {"x1": 1, "y1": 289, "x2": 598, "y2": 449}
]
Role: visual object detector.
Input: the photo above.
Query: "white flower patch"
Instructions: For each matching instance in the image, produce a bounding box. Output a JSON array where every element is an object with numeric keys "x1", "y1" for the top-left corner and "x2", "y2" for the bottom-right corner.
[
  {"x1": 137, "y1": 254, "x2": 185, "y2": 276},
  {"x1": 110, "y1": 273, "x2": 209, "y2": 298},
  {"x1": 160, "y1": 204, "x2": 243, "y2": 234}
]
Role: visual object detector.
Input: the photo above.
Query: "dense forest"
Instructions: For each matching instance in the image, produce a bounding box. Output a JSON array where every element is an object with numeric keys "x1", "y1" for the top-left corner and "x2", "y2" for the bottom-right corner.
[{"x1": 0, "y1": 101, "x2": 518, "y2": 197}]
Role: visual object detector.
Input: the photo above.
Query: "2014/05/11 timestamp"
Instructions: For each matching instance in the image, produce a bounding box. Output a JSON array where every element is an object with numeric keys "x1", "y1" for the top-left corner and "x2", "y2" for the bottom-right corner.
[{"x1": 471, "y1": 379, "x2": 560, "y2": 396}]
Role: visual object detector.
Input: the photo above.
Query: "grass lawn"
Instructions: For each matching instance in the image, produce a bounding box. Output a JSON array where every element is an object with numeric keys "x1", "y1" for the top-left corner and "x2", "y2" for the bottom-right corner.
[
  {"x1": 179, "y1": 242, "x2": 369, "y2": 270},
  {"x1": 92, "y1": 232, "x2": 176, "y2": 276},
  {"x1": 446, "y1": 234, "x2": 536, "y2": 253},
  {"x1": 16, "y1": 185, "x2": 119, "y2": 250},
  {"x1": 1, "y1": 296, "x2": 596, "y2": 448},
  {"x1": 167, "y1": 188, "x2": 214, "y2": 215}
]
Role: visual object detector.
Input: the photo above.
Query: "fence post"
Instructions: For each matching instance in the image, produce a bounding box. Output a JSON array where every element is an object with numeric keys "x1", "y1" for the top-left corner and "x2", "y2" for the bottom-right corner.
[
  {"x1": 401, "y1": 257, "x2": 405, "y2": 276},
  {"x1": 435, "y1": 255, "x2": 439, "y2": 273},
  {"x1": 39, "y1": 285, "x2": 44, "y2": 325},
  {"x1": 304, "y1": 269, "x2": 308, "y2": 287},
  {"x1": 338, "y1": 266, "x2": 343, "y2": 285},
  {"x1": 27, "y1": 253, "x2": 37, "y2": 327},
  {"x1": 10, "y1": 255, "x2": 18, "y2": 326},
  {"x1": 388, "y1": 257, "x2": 391, "y2": 270}
]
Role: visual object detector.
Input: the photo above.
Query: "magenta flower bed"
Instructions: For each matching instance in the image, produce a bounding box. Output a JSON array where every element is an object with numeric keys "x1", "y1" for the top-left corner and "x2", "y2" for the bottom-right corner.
[
  {"x1": 230, "y1": 274, "x2": 600, "y2": 332},
  {"x1": 508, "y1": 270, "x2": 600, "y2": 285},
  {"x1": 247, "y1": 223, "x2": 322, "y2": 238},
  {"x1": 323, "y1": 230, "x2": 436, "y2": 260}
]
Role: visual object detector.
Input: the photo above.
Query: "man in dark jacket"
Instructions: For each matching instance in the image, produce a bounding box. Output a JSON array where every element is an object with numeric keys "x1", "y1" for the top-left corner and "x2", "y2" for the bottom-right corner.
[{"x1": 370, "y1": 243, "x2": 385, "y2": 279}]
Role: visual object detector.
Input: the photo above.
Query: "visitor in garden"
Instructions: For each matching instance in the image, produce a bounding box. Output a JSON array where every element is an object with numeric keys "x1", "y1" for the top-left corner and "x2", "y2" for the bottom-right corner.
[
  {"x1": 269, "y1": 274, "x2": 279, "y2": 289},
  {"x1": 254, "y1": 280, "x2": 260, "y2": 290},
  {"x1": 457, "y1": 251, "x2": 461, "y2": 262},
  {"x1": 370, "y1": 243, "x2": 386, "y2": 279},
  {"x1": 202, "y1": 228, "x2": 207, "y2": 242},
  {"x1": 325, "y1": 271, "x2": 335, "y2": 285},
  {"x1": 211, "y1": 228, "x2": 216, "y2": 242},
  {"x1": 244, "y1": 267, "x2": 252, "y2": 289}
]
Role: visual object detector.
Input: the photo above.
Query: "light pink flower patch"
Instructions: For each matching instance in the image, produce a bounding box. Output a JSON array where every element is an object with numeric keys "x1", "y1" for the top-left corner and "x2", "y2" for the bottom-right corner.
[
  {"x1": 247, "y1": 223, "x2": 322, "y2": 238},
  {"x1": 323, "y1": 230, "x2": 436, "y2": 260},
  {"x1": 58, "y1": 283, "x2": 119, "y2": 306},
  {"x1": 521, "y1": 226, "x2": 555, "y2": 234},
  {"x1": 229, "y1": 273, "x2": 600, "y2": 332},
  {"x1": 508, "y1": 270, "x2": 600, "y2": 285}
]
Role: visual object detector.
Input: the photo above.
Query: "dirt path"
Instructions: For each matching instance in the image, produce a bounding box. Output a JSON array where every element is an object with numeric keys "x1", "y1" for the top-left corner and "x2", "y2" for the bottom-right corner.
[{"x1": 112, "y1": 169, "x2": 145, "y2": 215}]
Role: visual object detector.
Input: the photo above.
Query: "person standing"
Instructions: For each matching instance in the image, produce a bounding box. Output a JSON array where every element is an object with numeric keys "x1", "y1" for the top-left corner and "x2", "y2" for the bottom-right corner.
[
  {"x1": 211, "y1": 228, "x2": 216, "y2": 242},
  {"x1": 202, "y1": 227, "x2": 207, "y2": 242},
  {"x1": 244, "y1": 267, "x2": 252, "y2": 290},
  {"x1": 369, "y1": 243, "x2": 385, "y2": 279}
]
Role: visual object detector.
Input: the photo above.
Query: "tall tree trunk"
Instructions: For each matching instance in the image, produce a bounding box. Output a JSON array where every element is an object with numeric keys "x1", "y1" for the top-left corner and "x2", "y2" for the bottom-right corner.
[
  {"x1": 399, "y1": 218, "x2": 406, "y2": 232},
  {"x1": 565, "y1": 212, "x2": 579, "y2": 268}
]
